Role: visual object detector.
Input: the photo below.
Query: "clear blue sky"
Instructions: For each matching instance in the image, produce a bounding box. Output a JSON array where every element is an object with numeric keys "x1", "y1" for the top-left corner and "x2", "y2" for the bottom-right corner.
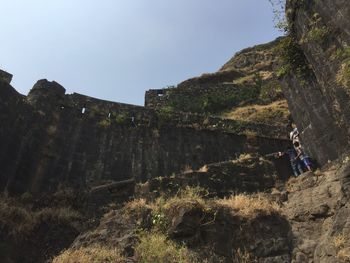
[{"x1": 1, "y1": 0, "x2": 281, "y2": 105}]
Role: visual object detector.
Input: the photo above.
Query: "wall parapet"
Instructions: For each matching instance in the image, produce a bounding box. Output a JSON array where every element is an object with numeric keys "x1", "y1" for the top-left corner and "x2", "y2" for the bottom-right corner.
[{"x1": 0, "y1": 69, "x2": 13, "y2": 84}]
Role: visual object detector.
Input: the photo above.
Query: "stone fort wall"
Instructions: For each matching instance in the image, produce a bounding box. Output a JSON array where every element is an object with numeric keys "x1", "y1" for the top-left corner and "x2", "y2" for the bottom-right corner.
[
  {"x1": 0, "y1": 77, "x2": 290, "y2": 196},
  {"x1": 144, "y1": 70, "x2": 260, "y2": 113}
]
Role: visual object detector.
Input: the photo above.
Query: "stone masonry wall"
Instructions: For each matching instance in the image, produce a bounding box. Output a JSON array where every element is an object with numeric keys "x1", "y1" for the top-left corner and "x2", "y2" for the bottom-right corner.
[
  {"x1": 144, "y1": 70, "x2": 254, "y2": 113},
  {"x1": 145, "y1": 83, "x2": 258, "y2": 113},
  {"x1": 0, "y1": 78, "x2": 290, "y2": 196},
  {"x1": 0, "y1": 69, "x2": 13, "y2": 84}
]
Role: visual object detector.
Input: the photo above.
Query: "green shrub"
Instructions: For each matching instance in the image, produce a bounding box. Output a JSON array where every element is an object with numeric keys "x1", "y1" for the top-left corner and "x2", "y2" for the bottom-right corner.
[
  {"x1": 305, "y1": 13, "x2": 330, "y2": 44},
  {"x1": 135, "y1": 232, "x2": 198, "y2": 263},
  {"x1": 158, "y1": 106, "x2": 174, "y2": 115},
  {"x1": 259, "y1": 80, "x2": 283, "y2": 103},
  {"x1": 334, "y1": 46, "x2": 350, "y2": 60},
  {"x1": 156, "y1": 106, "x2": 174, "y2": 127},
  {"x1": 98, "y1": 119, "x2": 111, "y2": 128},
  {"x1": 150, "y1": 197, "x2": 170, "y2": 232},
  {"x1": 115, "y1": 113, "x2": 127, "y2": 124},
  {"x1": 201, "y1": 86, "x2": 260, "y2": 114},
  {"x1": 307, "y1": 25, "x2": 330, "y2": 43},
  {"x1": 275, "y1": 36, "x2": 312, "y2": 82}
]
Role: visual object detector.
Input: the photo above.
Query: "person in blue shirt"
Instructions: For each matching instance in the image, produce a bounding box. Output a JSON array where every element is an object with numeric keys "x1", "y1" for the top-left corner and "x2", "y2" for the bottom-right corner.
[{"x1": 279, "y1": 146, "x2": 303, "y2": 177}]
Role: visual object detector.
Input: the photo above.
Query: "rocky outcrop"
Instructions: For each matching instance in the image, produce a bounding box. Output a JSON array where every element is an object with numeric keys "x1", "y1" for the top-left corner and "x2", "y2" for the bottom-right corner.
[{"x1": 281, "y1": 160, "x2": 350, "y2": 262}]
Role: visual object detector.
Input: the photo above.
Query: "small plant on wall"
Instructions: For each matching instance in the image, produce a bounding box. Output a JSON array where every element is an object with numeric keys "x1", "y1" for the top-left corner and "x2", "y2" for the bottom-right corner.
[
  {"x1": 274, "y1": 36, "x2": 312, "y2": 83},
  {"x1": 115, "y1": 113, "x2": 127, "y2": 124},
  {"x1": 304, "y1": 13, "x2": 330, "y2": 44},
  {"x1": 98, "y1": 119, "x2": 111, "y2": 128}
]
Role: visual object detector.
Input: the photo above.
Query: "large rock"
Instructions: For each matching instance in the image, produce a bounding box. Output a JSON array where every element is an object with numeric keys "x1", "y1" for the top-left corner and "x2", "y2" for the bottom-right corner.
[{"x1": 283, "y1": 162, "x2": 350, "y2": 262}]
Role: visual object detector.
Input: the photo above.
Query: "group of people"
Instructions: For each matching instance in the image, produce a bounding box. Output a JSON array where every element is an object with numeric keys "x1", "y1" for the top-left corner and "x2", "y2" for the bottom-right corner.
[{"x1": 278, "y1": 127, "x2": 313, "y2": 177}]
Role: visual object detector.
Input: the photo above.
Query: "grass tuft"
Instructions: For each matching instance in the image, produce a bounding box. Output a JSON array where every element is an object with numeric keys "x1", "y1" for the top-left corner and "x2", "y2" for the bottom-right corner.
[
  {"x1": 52, "y1": 245, "x2": 124, "y2": 263},
  {"x1": 215, "y1": 194, "x2": 280, "y2": 218},
  {"x1": 222, "y1": 100, "x2": 290, "y2": 126},
  {"x1": 336, "y1": 60, "x2": 350, "y2": 91},
  {"x1": 233, "y1": 248, "x2": 257, "y2": 263},
  {"x1": 0, "y1": 197, "x2": 82, "y2": 237}
]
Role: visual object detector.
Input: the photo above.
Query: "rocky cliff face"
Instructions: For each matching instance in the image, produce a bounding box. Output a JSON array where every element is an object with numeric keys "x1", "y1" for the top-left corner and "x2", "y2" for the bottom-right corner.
[
  {"x1": 278, "y1": 0, "x2": 350, "y2": 165},
  {"x1": 283, "y1": 161, "x2": 350, "y2": 263}
]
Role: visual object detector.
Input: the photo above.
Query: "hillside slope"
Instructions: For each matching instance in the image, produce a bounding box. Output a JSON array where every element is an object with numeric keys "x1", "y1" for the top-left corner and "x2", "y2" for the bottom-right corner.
[{"x1": 145, "y1": 37, "x2": 291, "y2": 127}]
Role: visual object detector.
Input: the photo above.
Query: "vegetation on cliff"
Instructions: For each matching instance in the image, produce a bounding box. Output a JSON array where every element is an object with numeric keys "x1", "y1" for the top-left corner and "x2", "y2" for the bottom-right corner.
[{"x1": 52, "y1": 185, "x2": 284, "y2": 263}]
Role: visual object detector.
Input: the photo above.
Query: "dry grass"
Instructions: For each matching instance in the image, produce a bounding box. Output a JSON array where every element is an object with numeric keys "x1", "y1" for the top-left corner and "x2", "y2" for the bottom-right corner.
[
  {"x1": 243, "y1": 130, "x2": 258, "y2": 139},
  {"x1": 337, "y1": 248, "x2": 350, "y2": 262},
  {"x1": 336, "y1": 60, "x2": 350, "y2": 92},
  {"x1": 182, "y1": 165, "x2": 193, "y2": 174},
  {"x1": 215, "y1": 194, "x2": 280, "y2": 218},
  {"x1": 232, "y1": 71, "x2": 273, "y2": 86},
  {"x1": 233, "y1": 248, "x2": 257, "y2": 263},
  {"x1": 198, "y1": 165, "x2": 208, "y2": 173},
  {"x1": 333, "y1": 234, "x2": 350, "y2": 262},
  {"x1": 333, "y1": 234, "x2": 347, "y2": 249},
  {"x1": 222, "y1": 100, "x2": 290, "y2": 126},
  {"x1": 232, "y1": 74, "x2": 256, "y2": 85},
  {"x1": 164, "y1": 186, "x2": 206, "y2": 210},
  {"x1": 259, "y1": 71, "x2": 274, "y2": 80},
  {"x1": 0, "y1": 198, "x2": 36, "y2": 235},
  {"x1": 149, "y1": 186, "x2": 207, "y2": 231},
  {"x1": 52, "y1": 245, "x2": 124, "y2": 263},
  {"x1": 285, "y1": 177, "x2": 299, "y2": 192},
  {"x1": 232, "y1": 154, "x2": 253, "y2": 164},
  {"x1": 144, "y1": 186, "x2": 206, "y2": 211},
  {"x1": 0, "y1": 197, "x2": 82, "y2": 237},
  {"x1": 135, "y1": 231, "x2": 198, "y2": 263},
  {"x1": 124, "y1": 198, "x2": 147, "y2": 211},
  {"x1": 39, "y1": 207, "x2": 81, "y2": 222},
  {"x1": 122, "y1": 198, "x2": 151, "y2": 220},
  {"x1": 135, "y1": 182, "x2": 150, "y2": 198}
]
